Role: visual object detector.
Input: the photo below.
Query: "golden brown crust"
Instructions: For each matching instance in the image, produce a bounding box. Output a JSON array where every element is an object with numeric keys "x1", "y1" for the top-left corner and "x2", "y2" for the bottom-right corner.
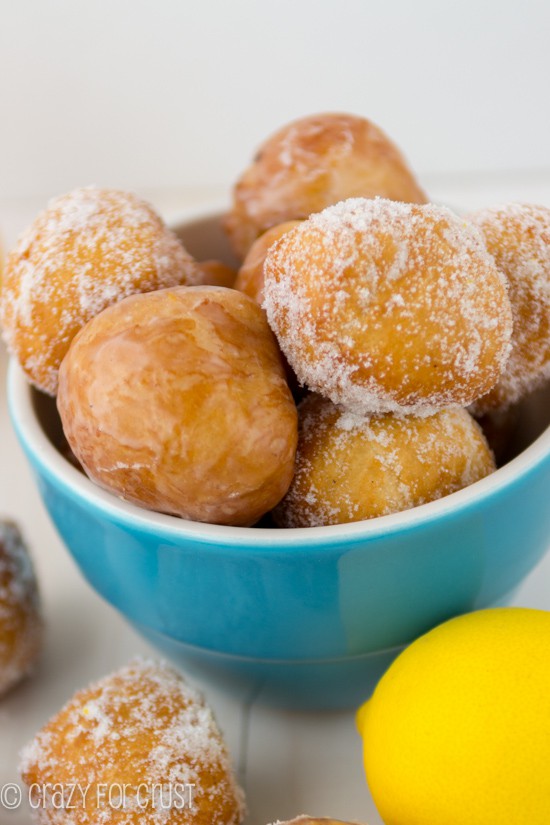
[
  {"x1": 0, "y1": 187, "x2": 201, "y2": 395},
  {"x1": 57, "y1": 286, "x2": 298, "y2": 526},
  {"x1": 264, "y1": 199, "x2": 513, "y2": 417},
  {"x1": 273, "y1": 396, "x2": 495, "y2": 528},
  {"x1": 20, "y1": 659, "x2": 246, "y2": 825},
  {"x1": 224, "y1": 112, "x2": 428, "y2": 258}
]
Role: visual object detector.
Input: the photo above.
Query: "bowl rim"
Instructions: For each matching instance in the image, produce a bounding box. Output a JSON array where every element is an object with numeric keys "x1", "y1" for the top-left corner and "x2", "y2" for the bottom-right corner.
[
  {"x1": 9, "y1": 361, "x2": 550, "y2": 550},
  {"x1": 6, "y1": 203, "x2": 550, "y2": 549}
]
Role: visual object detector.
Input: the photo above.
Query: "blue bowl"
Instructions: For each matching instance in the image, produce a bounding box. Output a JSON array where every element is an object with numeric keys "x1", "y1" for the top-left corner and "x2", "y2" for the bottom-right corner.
[{"x1": 7, "y1": 213, "x2": 550, "y2": 710}]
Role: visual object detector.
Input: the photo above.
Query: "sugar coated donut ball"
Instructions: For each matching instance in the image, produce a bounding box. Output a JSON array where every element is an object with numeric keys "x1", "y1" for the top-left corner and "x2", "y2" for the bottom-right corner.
[
  {"x1": 0, "y1": 521, "x2": 43, "y2": 696},
  {"x1": 1, "y1": 187, "x2": 201, "y2": 395},
  {"x1": 235, "y1": 221, "x2": 302, "y2": 305},
  {"x1": 20, "y1": 659, "x2": 245, "y2": 825},
  {"x1": 468, "y1": 203, "x2": 550, "y2": 414},
  {"x1": 273, "y1": 395, "x2": 495, "y2": 528},
  {"x1": 224, "y1": 112, "x2": 428, "y2": 258},
  {"x1": 264, "y1": 198, "x2": 513, "y2": 417},
  {"x1": 57, "y1": 286, "x2": 298, "y2": 526}
]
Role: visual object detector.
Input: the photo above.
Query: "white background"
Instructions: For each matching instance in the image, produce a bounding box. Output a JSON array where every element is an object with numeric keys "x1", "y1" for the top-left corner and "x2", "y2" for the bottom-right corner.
[{"x1": 1, "y1": 0, "x2": 549, "y2": 202}]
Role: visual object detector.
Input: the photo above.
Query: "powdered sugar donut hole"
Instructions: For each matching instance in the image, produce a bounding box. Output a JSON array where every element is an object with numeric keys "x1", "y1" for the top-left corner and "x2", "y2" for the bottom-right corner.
[
  {"x1": 1, "y1": 187, "x2": 202, "y2": 395},
  {"x1": 224, "y1": 112, "x2": 428, "y2": 259},
  {"x1": 20, "y1": 659, "x2": 246, "y2": 825},
  {"x1": 468, "y1": 203, "x2": 550, "y2": 415},
  {"x1": 0, "y1": 521, "x2": 43, "y2": 697},
  {"x1": 273, "y1": 395, "x2": 496, "y2": 528},
  {"x1": 263, "y1": 198, "x2": 513, "y2": 417}
]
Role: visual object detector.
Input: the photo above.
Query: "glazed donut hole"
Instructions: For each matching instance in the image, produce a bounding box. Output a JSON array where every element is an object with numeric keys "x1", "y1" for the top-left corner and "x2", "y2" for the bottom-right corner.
[
  {"x1": 273, "y1": 395, "x2": 496, "y2": 528},
  {"x1": 0, "y1": 521, "x2": 43, "y2": 697},
  {"x1": 467, "y1": 203, "x2": 550, "y2": 415},
  {"x1": 0, "y1": 187, "x2": 202, "y2": 396},
  {"x1": 224, "y1": 112, "x2": 428, "y2": 259},
  {"x1": 263, "y1": 198, "x2": 513, "y2": 418},
  {"x1": 57, "y1": 285, "x2": 298, "y2": 527},
  {"x1": 20, "y1": 659, "x2": 245, "y2": 825}
]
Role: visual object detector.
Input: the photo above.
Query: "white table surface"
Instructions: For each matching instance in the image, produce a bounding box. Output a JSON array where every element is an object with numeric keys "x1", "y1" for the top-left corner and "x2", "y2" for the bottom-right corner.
[{"x1": 0, "y1": 177, "x2": 549, "y2": 825}]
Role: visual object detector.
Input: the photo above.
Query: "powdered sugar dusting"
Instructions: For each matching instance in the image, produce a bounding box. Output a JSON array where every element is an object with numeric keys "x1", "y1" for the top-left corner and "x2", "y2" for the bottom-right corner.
[
  {"x1": 273, "y1": 396, "x2": 495, "y2": 528},
  {"x1": 1, "y1": 187, "x2": 202, "y2": 395},
  {"x1": 20, "y1": 658, "x2": 245, "y2": 825},
  {"x1": 263, "y1": 197, "x2": 513, "y2": 417},
  {"x1": 468, "y1": 203, "x2": 550, "y2": 413}
]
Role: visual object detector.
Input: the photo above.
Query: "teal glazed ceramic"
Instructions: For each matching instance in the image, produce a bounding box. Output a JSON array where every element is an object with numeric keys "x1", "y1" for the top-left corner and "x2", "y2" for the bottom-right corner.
[{"x1": 7, "y1": 212, "x2": 550, "y2": 709}]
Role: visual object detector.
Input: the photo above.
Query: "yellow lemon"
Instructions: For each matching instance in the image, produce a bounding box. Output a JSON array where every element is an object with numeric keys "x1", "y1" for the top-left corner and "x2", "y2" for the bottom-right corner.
[{"x1": 357, "y1": 608, "x2": 550, "y2": 825}]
